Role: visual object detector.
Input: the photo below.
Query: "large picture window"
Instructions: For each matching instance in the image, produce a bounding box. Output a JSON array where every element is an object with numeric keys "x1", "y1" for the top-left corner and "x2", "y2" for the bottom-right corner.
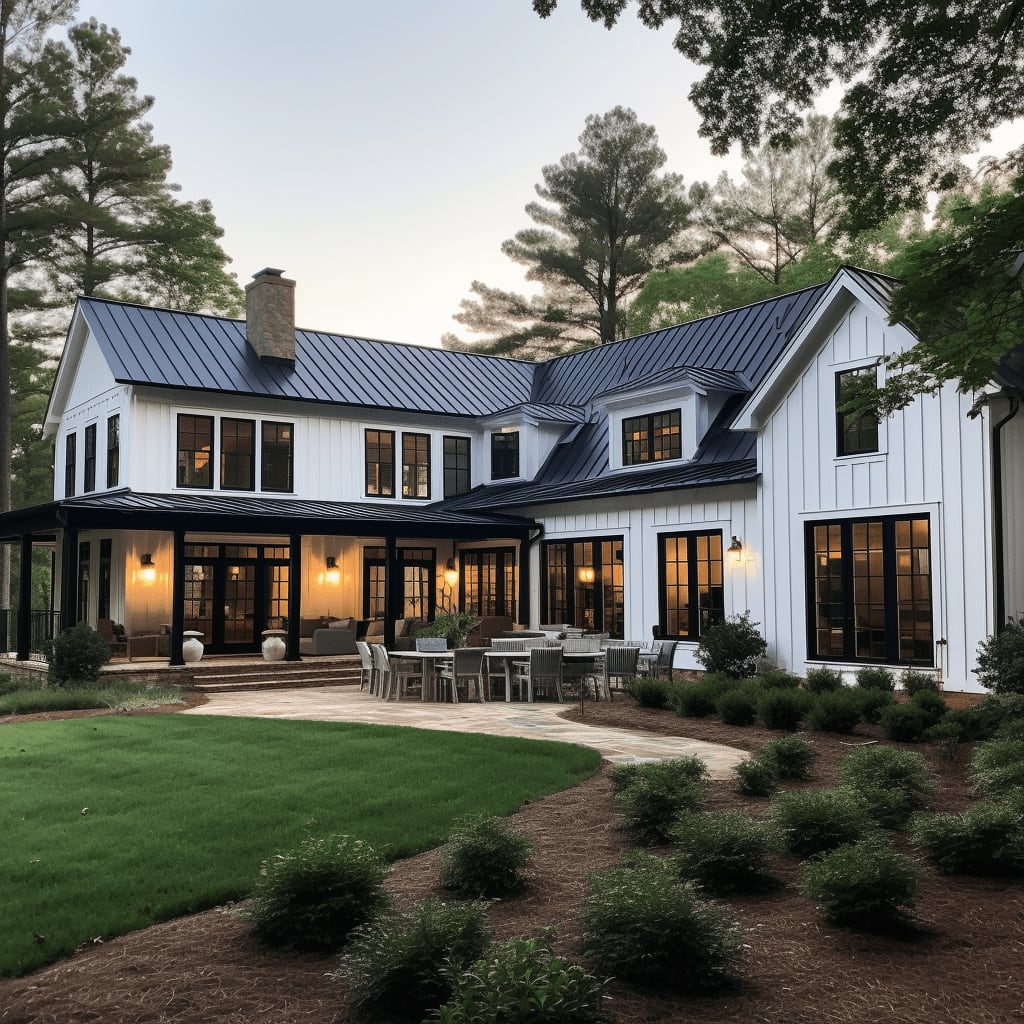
[
  {"x1": 221, "y1": 418, "x2": 255, "y2": 490},
  {"x1": 623, "y1": 409, "x2": 681, "y2": 465},
  {"x1": 365, "y1": 430, "x2": 395, "y2": 497},
  {"x1": 806, "y1": 515, "x2": 933, "y2": 664},
  {"x1": 491, "y1": 430, "x2": 519, "y2": 480},
  {"x1": 177, "y1": 414, "x2": 213, "y2": 488},
  {"x1": 402, "y1": 432, "x2": 431, "y2": 499},
  {"x1": 443, "y1": 436, "x2": 471, "y2": 497},
  {"x1": 106, "y1": 415, "x2": 120, "y2": 488},
  {"x1": 461, "y1": 548, "x2": 516, "y2": 619},
  {"x1": 836, "y1": 367, "x2": 879, "y2": 456},
  {"x1": 261, "y1": 421, "x2": 293, "y2": 492},
  {"x1": 658, "y1": 531, "x2": 724, "y2": 639},
  {"x1": 83, "y1": 423, "x2": 97, "y2": 493},
  {"x1": 542, "y1": 538, "x2": 624, "y2": 638}
]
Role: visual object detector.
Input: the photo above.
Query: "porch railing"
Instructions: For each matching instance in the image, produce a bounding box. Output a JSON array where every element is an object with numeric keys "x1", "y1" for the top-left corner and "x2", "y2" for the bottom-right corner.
[{"x1": 0, "y1": 609, "x2": 62, "y2": 658}]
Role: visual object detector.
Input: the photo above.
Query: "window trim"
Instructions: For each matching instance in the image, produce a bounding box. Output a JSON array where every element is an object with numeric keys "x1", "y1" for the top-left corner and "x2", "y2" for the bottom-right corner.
[
  {"x1": 176, "y1": 413, "x2": 215, "y2": 489},
  {"x1": 443, "y1": 434, "x2": 472, "y2": 498},
  {"x1": 835, "y1": 366, "x2": 880, "y2": 458},
  {"x1": 622, "y1": 408, "x2": 682, "y2": 466},
  {"x1": 220, "y1": 417, "x2": 256, "y2": 491},
  {"x1": 401, "y1": 431, "x2": 431, "y2": 500},
  {"x1": 490, "y1": 430, "x2": 520, "y2": 480},
  {"x1": 657, "y1": 530, "x2": 725, "y2": 641},
  {"x1": 64, "y1": 433, "x2": 76, "y2": 497},
  {"x1": 364, "y1": 428, "x2": 396, "y2": 498}
]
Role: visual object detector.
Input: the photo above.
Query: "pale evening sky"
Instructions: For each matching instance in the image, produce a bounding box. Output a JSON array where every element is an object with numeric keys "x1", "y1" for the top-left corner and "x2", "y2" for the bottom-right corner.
[{"x1": 80, "y1": 1, "x2": 1020, "y2": 348}]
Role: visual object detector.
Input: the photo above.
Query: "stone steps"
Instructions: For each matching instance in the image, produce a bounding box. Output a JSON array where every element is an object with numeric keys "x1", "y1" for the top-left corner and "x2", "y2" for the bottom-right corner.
[{"x1": 194, "y1": 666, "x2": 363, "y2": 693}]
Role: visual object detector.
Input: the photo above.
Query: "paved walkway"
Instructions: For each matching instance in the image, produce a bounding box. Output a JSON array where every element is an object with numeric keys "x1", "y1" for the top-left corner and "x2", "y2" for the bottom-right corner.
[{"x1": 184, "y1": 686, "x2": 747, "y2": 777}]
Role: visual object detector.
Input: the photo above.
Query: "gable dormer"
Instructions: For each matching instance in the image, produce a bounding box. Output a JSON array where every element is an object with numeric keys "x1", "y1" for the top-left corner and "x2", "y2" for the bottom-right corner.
[
  {"x1": 478, "y1": 404, "x2": 586, "y2": 484},
  {"x1": 594, "y1": 367, "x2": 751, "y2": 471}
]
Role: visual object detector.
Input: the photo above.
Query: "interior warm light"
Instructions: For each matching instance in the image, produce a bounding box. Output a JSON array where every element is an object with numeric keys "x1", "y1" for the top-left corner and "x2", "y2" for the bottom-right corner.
[
  {"x1": 443, "y1": 557, "x2": 459, "y2": 588},
  {"x1": 577, "y1": 566, "x2": 596, "y2": 584},
  {"x1": 140, "y1": 553, "x2": 156, "y2": 583},
  {"x1": 325, "y1": 555, "x2": 340, "y2": 586},
  {"x1": 728, "y1": 536, "x2": 744, "y2": 565}
]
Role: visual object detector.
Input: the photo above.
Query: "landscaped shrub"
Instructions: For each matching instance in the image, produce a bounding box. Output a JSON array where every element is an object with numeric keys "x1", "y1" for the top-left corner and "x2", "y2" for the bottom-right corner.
[
  {"x1": 855, "y1": 667, "x2": 896, "y2": 692},
  {"x1": 734, "y1": 757, "x2": 778, "y2": 797},
  {"x1": 910, "y1": 801, "x2": 1024, "y2": 875},
  {"x1": 41, "y1": 622, "x2": 111, "y2": 686},
  {"x1": 770, "y1": 787, "x2": 873, "y2": 858},
  {"x1": 758, "y1": 735, "x2": 816, "y2": 780},
  {"x1": 248, "y1": 834, "x2": 390, "y2": 952},
  {"x1": 756, "y1": 669, "x2": 802, "y2": 690},
  {"x1": 900, "y1": 670, "x2": 940, "y2": 696},
  {"x1": 715, "y1": 681, "x2": 761, "y2": 726},
  {"x1": 969, "y1": 739, "x2": 1024, "y2": 797},
  {"x1": 757, "y1": 687, "x2": 812, "y2": 731},
  {"x1": 581, "y1": 853, "x2": 743, "y2": 993},
  {"x1": 806, "y1": 689, "x2": 862, "y2": 734},
  {"x1": 337, "y1": 899, "x2": 491, "y2": 1021},
  {"x1": 804, "y1": 667, "x2": 845, "y2": 694},
  {"x1": 628, "y1": 677, "x2": 671, "y2": 709},
  {"x1": 614, "y1": 762, "x2": 709, "y2": 845},
  {"x1": 608, "y1": 755, "x2": 709, "y2": 795},
  {"x1": 668, "y1": 678, "x2": 720, "y2": 718},
  {"x1": 798, "y1": 836, "x2": 919, "y2": 926},
  {"x1": 974, "y1": 618, "x2": 1024, "y2": 694},
  {"x1": 879, "y1": 702, "x2": 933, "y2": 743},
  {"x1": 853, "y1": 687, "x2": 896, "y2": 724},
  {"x1": 439, "y1": 816, "x2": 535, "y2": 898},
  {"x1": 909, "y1": 689, "x2": 948, "y2": 726},
  {"x1": 695, "y1": 612, "x2": 768, "y2": 679},
  {"x1": 928, "y1": 702, "x2": 1002, "y2": 747},
  {"x1": 672, "y1": 810, "x2": 782, "y2": 893},
  {"x1": 435, "y1": 933, "x2": 610, "y2": 1024},
  {"x1": 838, "y1": 746, "x2": 935, "y2": 828}
]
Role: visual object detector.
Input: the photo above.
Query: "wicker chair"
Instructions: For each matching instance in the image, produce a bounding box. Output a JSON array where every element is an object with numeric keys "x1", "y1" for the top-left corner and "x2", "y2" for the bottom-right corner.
[
  {"x1": 436, "y1": 647, "x2": 488, "y2": 702},
  {"x1": 512, "y1": 646, "x2": 565, "y2": 702}
]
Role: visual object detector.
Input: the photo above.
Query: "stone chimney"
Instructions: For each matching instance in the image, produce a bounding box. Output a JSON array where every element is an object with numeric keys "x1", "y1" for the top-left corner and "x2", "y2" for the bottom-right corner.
[{"x1": 245, "y1": 267, "x2": 296, "y2": 364}]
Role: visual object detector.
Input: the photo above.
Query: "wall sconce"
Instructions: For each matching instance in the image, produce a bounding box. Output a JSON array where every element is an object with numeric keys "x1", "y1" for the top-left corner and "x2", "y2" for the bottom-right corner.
[
  {"x1": 443, "y1": 557, "x2": 459, "y2": 588},
  {"x1": 140, "y1": 553, "x2": 156, "y2": 583},
  {"x1": 577, "y1": 565, "x2": 596, "y2": 584},
  {"x1": 728, "y1": 536, "x2": 743, "y2": 565},
  {"x1": 325, "y1": 555, "x2": 340, "y2": 586}
]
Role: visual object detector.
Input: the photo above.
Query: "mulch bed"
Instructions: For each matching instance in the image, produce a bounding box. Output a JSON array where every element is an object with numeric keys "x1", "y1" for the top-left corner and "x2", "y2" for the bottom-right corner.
[{"x1": 0, "y1": 697, "x2": 1021, "y2": 1023}]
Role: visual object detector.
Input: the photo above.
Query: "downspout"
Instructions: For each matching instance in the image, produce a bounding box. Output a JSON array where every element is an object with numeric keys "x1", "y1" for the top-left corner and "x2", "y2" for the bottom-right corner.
[{"x1": 992, "y1": 393, "x2": 1020, "y2": 631}]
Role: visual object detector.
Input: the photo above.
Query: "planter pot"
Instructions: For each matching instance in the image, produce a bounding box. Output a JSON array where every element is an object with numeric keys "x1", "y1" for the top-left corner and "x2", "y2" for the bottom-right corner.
[
  {"x1": 182, "y1": 630, "x2": 204, "y2": 664},
  {"x1": 261, "y1": 629, "x2": 287, "y2": 662}
]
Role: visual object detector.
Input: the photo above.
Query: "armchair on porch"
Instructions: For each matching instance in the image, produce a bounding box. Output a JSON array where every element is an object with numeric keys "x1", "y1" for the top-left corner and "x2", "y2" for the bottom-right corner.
[{"x1": 97, "y1": 618, "x2": 127, "y2": 659}]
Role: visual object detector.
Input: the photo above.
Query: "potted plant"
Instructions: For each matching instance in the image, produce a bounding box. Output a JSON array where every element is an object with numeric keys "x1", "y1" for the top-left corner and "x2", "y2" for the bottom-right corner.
[{"x1": 415, "y1": 612, "x2": 481, "y2": 649}]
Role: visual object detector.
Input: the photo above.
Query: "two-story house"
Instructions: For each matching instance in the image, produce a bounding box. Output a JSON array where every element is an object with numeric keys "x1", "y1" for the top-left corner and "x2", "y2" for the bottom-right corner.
[{"x1": 2, "y1": 266, "x2": 1020, "y2": 691}]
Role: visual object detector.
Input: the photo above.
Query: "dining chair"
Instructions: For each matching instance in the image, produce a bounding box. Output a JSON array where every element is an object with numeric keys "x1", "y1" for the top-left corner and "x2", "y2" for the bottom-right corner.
[
  {"x1": 369, "y1": 644, "x2": 391, "y2": 698},
  {"x1": 655, "y1": 639, "x2": 679, "y2": 683},
  {"x1": 436, "y1": 647, "x2": 487, "y2": 702},
  {"x1": 601, "y1": 645, "x2": 641, "y2": 700},
  {"x1": 490, "y1": 637, "x2": 528, "y2": 651},
  {"x1": 512, "y1": 646, "x2": 564, "y2": 702},
  {"x1": 355, "y1": 641, "x2": 374, "y2": 692},
  {"x1": 562, "y1": 636, "x2": 602, "y2": 654}
]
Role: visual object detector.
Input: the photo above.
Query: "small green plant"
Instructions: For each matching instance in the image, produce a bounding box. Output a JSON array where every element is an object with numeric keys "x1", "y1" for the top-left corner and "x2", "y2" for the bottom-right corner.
[
  {"x1": 910, "y1": 801, "x2": 1024, "y2": 875},
  {"x1": 608, "y1": 755, "x2": 709, "y2": 794},
  {"x1": 439, "y1": 816, "x2": 535, "y2": 898},
  {"x1": 695, "y1": 612, "x2": 768, "y2": 679},
  {"x1": 672, "y1": 810, "x2": 782, "y2": 893},
  {"x1": 668, "y1": 678, "x2": 720, "y2": 718},
  {"x1": 909, "y1": 688, "x2": 948, "y2": 726},
  {"x1": 337, "y1": 899, "x2": 491, "y2": 1021},
  {"x1": 416, "y1": 613, "x2": 482, "y2": 649},
  {"x1": 838, "y1": 746, "x2": 936, "y2": 828},
  {"x1": 926, "y1": 718, "x2": 965, "y2": 760},
  {"x1": 806, "y1": 689, "x2": 863, "y2": 734},
  {"x1": 969, "y1": 739, "x2": 1024, "y2": 797},
  {"x1": 854, "y1": 687, "x2": 896, "y2": 724},
  {"x1": 879, "y1": 702, "x2": 933, "y2": 742},
  {"x1": 974, "y1": 618, "x2": 1024, "y2": 695},
  {"x1": 798, "y1": 836, "x2": 919, "y2": 926},
  {"x1": 41, "y1": 622, "x2": 111, "y2": 686},
  {"x1": 628, "y1": 677, "x2": 671, "y2": 708},
  {"x1": 715, "y1": 681, "x2": 761, "y2": 726},
  {"x1": 757, "y1": 687, "x2": 812, "y2": 731},
  {"x1": 734, "y1": 757, "x2": 778, "y2": 797},
  {"x1": 614, "y1": 761, "x2": 709, "y2": 845},
  {"x1": 435, "y1": 933, "x2": 610, "y2": 1024},
  {"x1": 757, "y1": 669, "x2": 801, "y2": 689},
  {"x1": 758, "y1": 735, "x2": 816, "y2": 780},
  {"x1": 855, "y1": 667, "x2": 896, "y2": 692},
  {"x1": 804, "y1": 667, "x2": 845, "y2": 694},
  {"x1": 900, "y1": 670, "x2": 940, "y2": 696},
  {"x1": 581, "y1": 853, "x2": 743, "y2": 993},
  {"x1": 770, "y1": 787, "x2": 873, "y2": 858},
  {"x1": 248, "y1": 833, "x2": 390, "y2": 952}
]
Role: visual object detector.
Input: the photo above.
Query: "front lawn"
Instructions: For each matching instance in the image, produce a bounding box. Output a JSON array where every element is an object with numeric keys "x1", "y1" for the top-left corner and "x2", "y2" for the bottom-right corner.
[{"x1": 0, "y1": 715, "x2": 599, "y2": 976}]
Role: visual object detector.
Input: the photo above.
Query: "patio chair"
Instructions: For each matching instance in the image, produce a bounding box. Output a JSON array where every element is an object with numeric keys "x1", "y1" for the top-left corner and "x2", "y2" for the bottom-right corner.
[
  {"x1": 436, "y1": 647, "x2": 488, "y2": 702},
  {"x1": 356, "y1": 641, "x2": 374, "y2": 691},
  {"x1": 655, "y1": 639, "x2": 679, "y2": 682},
  {"x1": 562, "y1": 636, "x2": 602, "y2": 653},
  {"x1": 369, "y1": 644, "x2": 391, "y2": 698},
  {"x1": 512, "y1": 646, "x2": 564, "y2": 702},
  {"x1": 601, "y1": 645, "x2": 641, "y2": 700}
]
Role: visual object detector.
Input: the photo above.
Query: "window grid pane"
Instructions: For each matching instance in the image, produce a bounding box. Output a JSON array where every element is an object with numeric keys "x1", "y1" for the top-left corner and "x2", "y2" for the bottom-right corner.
[
  {"x1": 106, "y1": 415, "x2": 119, "y2": 488},
  {"x1": 491, "y1": 431, "x2": 519, "y2": 479},
  {"x1": 177, "y1": 415, "x2": 213, "y2": 488},
  {"x1": 402, "y1": 432, "x2": 431, "y2": 499},
  {"x1": 262, "y1": 421, "x2": 293, "y2": 492},
  {"x1": 65, "y1": 434, "x2": 76, "y2": 497},
  {"x1": 443, "y1": 436, "x2": 471, "y2": 497},
  {"x1": 365, "y1": 430, "x2": 395, "y2": 497},
  {"x1": 896, "y1": 518, "x2": 933, "y2": 662},
  {"x1": 659, "y1": 531, "x2": 723, "y2": 640},
  {"x1": 837, "y1": 367, "x2": 880, "y2": 456},
  {"x1": 221, "y1": 418, "x2": 255, "y2": 490},
  {"x1": 83, "y1": 424, "x2": 96, "y2": 493}
]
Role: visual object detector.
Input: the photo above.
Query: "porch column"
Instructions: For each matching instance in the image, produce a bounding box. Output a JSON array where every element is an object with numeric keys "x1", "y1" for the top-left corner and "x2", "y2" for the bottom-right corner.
[
  {"x1": 59, "y1": 521, "x2": 78, "y2": 632},
  {"x1": 384, "y1": 534, "x2": 399, "y2": 649},
  {"x1": 16, "y1": 534, "x2": 32, "y2": 660},
  {"x1": 517, "y1": 537, "x2": 531, "y2": 628},
  {"x1": 169, "y1": 529, "x2": 185, "y2": 666},
  {"x1": 286, "y1": 533, "x2": 301, "y2": 660}
]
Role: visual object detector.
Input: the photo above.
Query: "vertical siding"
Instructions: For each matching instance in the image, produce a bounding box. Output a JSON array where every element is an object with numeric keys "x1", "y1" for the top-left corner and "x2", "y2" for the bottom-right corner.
[{"x1": 999, "y1": 399, "x2": 1024, "y2": 620}]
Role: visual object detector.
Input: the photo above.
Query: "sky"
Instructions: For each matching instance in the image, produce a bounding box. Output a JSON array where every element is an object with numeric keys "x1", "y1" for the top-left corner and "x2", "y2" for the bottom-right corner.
[{"x1": 80, "y1": 1, "x2": 1021, "y2": 349}]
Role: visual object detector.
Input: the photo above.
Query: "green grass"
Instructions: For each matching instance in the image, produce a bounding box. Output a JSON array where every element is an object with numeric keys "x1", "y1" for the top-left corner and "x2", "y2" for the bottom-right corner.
[
  {"x1": 0, "y1": 682, "x2": 183, "y2": 716},
  {"x1": 0, "y1": 715, "x2": 599, "y2": 977}
]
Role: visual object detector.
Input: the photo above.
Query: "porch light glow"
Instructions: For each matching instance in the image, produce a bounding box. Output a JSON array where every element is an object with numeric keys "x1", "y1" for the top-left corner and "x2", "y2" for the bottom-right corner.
[
  {"x1": 728, "y1": 536, "x2": 743, "y2": 564},
  {"x1": 443, "y1": 557, "x2": 459, "y2": 588},
  {"x1": 325, "y1": 555, "x2": 340, "y2": 586},
  {"x1": 140, "y1": 553, "x2": 156, "y2": 583},
  {"x1": 577, "y1": 566, "x2": 595, "y2": 584}
]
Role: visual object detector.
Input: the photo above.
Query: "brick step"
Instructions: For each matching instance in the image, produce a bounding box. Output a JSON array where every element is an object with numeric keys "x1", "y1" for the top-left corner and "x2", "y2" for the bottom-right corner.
[
  {"x1": 195, "y1": 674, "x2": 362, "y2": 693},
  {"x1": 187, "y1": 656, "x2": 360, "y2": 678}
]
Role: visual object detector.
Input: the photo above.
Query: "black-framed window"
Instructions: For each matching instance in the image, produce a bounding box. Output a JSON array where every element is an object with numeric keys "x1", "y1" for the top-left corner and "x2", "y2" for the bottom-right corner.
[
  {"x1": 77, "y1": 541, "x2": 90, "y2": 624},
  {"x1": 106, "y1": 415, "x2": 119, "y2": 488},
  {"x1": 177, "y1": 414, "x2": 213, "y2": 488},
  {"x1": 836, "y1": 367, "x2": 879, "y2": 456},
  {"x1": 542, "y1": 537, "x2": 624, "y2": 637},
  {"x1": 402, "y1": 432, "x2": 431, "y2": 499},
  {"x1": 64, "y1": 433, "x2": 76, "y2": 497},
  {"x1": 98, "y1": 538, "x2": 112, "y2": 620},
  {"x1": 362, "y1": 546, "x2": 436, "y2": 620},
  {"x1": 443, "y1": 435, "x2": 471, "y2": 498},
  {"x1": 261, "y1": 420, "x2": 293, "y2": 492},
  {"x1": 221, "y1": 418, "x2": 255, "y2": 490},
  {"x1": 365, "y1": 429, "x2": 395, "y2": 497},
  {"x1": 491, "y1": 430, "x2": 519, "y2": 480},
  {"x1": 461, "y1": 548, "x2": 516, "y2": 619},
  {"x1": 83, "y1": 424, "x2": 96, "y2": 492},
  {"x1": 806, "y1": 515, "x2": 933, "y2": 664},
  {"x1": 623, "y1": 409, "x2": 682, "y2": 465},
  {"x1": 658, "y1": 531, "x2": 725, "y2": 640}
]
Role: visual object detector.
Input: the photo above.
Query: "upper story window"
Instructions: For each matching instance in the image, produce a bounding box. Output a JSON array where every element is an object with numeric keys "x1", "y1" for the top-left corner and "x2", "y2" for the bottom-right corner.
[
  {"x1": 177, "y1": 414, "x2": 214, "y2": 488},
  {"x1": 443, "y1": 435, "x2": 471, "y2": 498},
  {"x1": 365, "y1": 429, "x2": 395, "y2": 497},
  {"x1": 836, "y1": 367, "x2": 879, "y2": 457},
  {"x1": 221, "y1": 418, "x2": 256, "y2": 491},
  {"x1": 64, "y1": 433, "x2": 76, "y2": 497},
  {"x1": 491, "y1": 430, "x2": 519, "y2": 480},
  {"x1": 623, "y1": 409, "x2": 682, "y2": 465},
  {"x1": 83, "y1": 423, "x2": 97, "y2": 493},
  {"x1": 106, "y1": 415, "x2": 119, "y2": 488},
  {"x1": 262, "y1": 421, "x2": 293, "y2": 492},
  {"x1": 402, "y1": 432, "x2": 431, "y2": 499}
]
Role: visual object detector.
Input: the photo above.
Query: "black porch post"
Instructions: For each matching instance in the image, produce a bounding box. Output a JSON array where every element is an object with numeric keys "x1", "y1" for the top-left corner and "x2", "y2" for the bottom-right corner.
[
  {"x1": 286, "y1": 533, "x2": 301, "y2": 660},
  {"x1": 517, "y1": 535, "x2": 531, "y2": 628},
  {"x1": 16, "y1": 535, "x2": 32, "y2": 660},
  {"x1": 384, "y1": 533, "x2": 399, "y2": 649},
  {"x1": 169, "y1": 529, "x2": 185, "y2": 666},
  {"x1": 59, "y1": 519, "x2": 78, "y2": 632}
]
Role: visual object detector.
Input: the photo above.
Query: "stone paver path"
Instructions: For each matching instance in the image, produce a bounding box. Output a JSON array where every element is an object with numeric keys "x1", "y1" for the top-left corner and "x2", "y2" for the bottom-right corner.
[{"x1": 184, "y1": 686, "x2": 747, "y2": 777}]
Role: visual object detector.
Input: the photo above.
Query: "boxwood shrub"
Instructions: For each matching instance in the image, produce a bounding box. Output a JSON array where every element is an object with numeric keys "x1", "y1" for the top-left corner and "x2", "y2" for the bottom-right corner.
[
  {"x1": 716, "y1": 682, "x2": 762, "y2": 727},
  {"x1": 669, "y1": 679, "x2": 720, "y2": 718},
  {"x1": 910, "y1": 800, "x2": 1024, "y2": 875},
  {"x1": 854, "y1": 687, "x2": 896, "y2": 724},
  {"x1": 734, "y1": 757, "x2": 778, "y2": 797},
  {"x1": 855, "y1": 667, "x2": 896, "y2": 692},
  {"x1": 757, "y1": 687, "x2": 812, "y2": 731},
  {"x1": 769, "y1": 787, "x2": 874, "y2": 858},
  {"x1": 837, "y1": 745, "x2": 936, "y2": 828},
  {"x1": 969, "y1": 739, "x2": 1024, "y2": 797},
  {"x1": 758, "y1": 735, "x2": 816, "y2": 780},
  {"x1": 879, "y1": 702, "x2": 934, "y2": 743},
  {"x1": 628, "y1": 677, "x2": 671, "y2": 709},
  {"x1": 439, "y1": 816, "x2": 535, "y2": 898},
  {"x1": 672, "y1": 810, "x2": 782, "y2": 893},
  {"x1": 806, "y1": 689, "x2": 863, "y2": 734},
  {"x1": 804, "y1": 667, "x2": 845, "y2": 694}
]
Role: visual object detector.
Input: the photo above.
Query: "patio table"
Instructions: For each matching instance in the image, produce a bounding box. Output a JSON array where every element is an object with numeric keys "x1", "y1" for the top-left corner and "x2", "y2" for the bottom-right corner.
[
  {"x1": 387, "y1": 650, "x2": 455, "y2": 701},
  {"x1": 485, "y1": 649, "x2": 605, "y2": 702}
]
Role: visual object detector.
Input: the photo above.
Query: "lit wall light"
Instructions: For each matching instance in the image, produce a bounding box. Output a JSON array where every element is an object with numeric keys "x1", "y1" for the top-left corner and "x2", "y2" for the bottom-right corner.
[
  {"x1": 577, "y1": 566, "x2": 596, "y2": 584},
  {"x1": 727, "y1": 536, "x2": 743, "y2": 565},
  {"x1": 140, "y1": 553, "x2": 156, "y2": 583},
  {"x1": 325, "y1": 555, "x2": 340, "y2": 586},
  {"x1": 443, "y1": 557, "x2": 459, "y2": 588}
]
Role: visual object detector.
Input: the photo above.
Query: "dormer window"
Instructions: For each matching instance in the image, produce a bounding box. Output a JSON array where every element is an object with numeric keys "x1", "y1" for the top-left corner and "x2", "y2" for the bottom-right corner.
[
  {"x1": 491, "y1": 430, "x2": 519, "y2": 480},
  {"x1": 622, "y1": 410, "x2": 681, "y2": 465}
]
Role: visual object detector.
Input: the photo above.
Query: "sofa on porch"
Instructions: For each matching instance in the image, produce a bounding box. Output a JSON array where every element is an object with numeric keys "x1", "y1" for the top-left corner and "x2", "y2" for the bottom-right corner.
[
  {"x1": 363, "y1": 617, "x2": 426, "y2": 651},
  {"x1": 465, "y1": 615, "x2": 516, "y2": 647},
  {"x1": 299, "y1": 617, "x2": 358, "y2": 656}
]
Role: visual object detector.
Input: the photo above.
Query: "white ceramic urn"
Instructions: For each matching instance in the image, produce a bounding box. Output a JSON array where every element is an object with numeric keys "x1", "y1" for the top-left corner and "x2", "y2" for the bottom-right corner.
[
  {"x1": 261, "y1": 631, "x2": 286, "y2": 662},
  {"x1": 182, "y1": 630, "x2": 204, "y2": 663}
]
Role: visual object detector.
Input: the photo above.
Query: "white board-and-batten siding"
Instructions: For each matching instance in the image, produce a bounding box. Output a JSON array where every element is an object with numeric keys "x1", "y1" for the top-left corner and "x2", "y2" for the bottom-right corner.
[{"x1": 757, "y1": 297, "x2": 993, "y2": 691}]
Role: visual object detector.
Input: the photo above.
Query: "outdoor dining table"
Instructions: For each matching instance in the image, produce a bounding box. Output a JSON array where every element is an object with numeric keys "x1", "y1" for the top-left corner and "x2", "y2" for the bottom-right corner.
[
  {"x1": 484, "y1": 648, "x2": 605, "y2": 702},
  {"x1": 386, "y1": 650, "x2": 455, "y2": 701}
]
